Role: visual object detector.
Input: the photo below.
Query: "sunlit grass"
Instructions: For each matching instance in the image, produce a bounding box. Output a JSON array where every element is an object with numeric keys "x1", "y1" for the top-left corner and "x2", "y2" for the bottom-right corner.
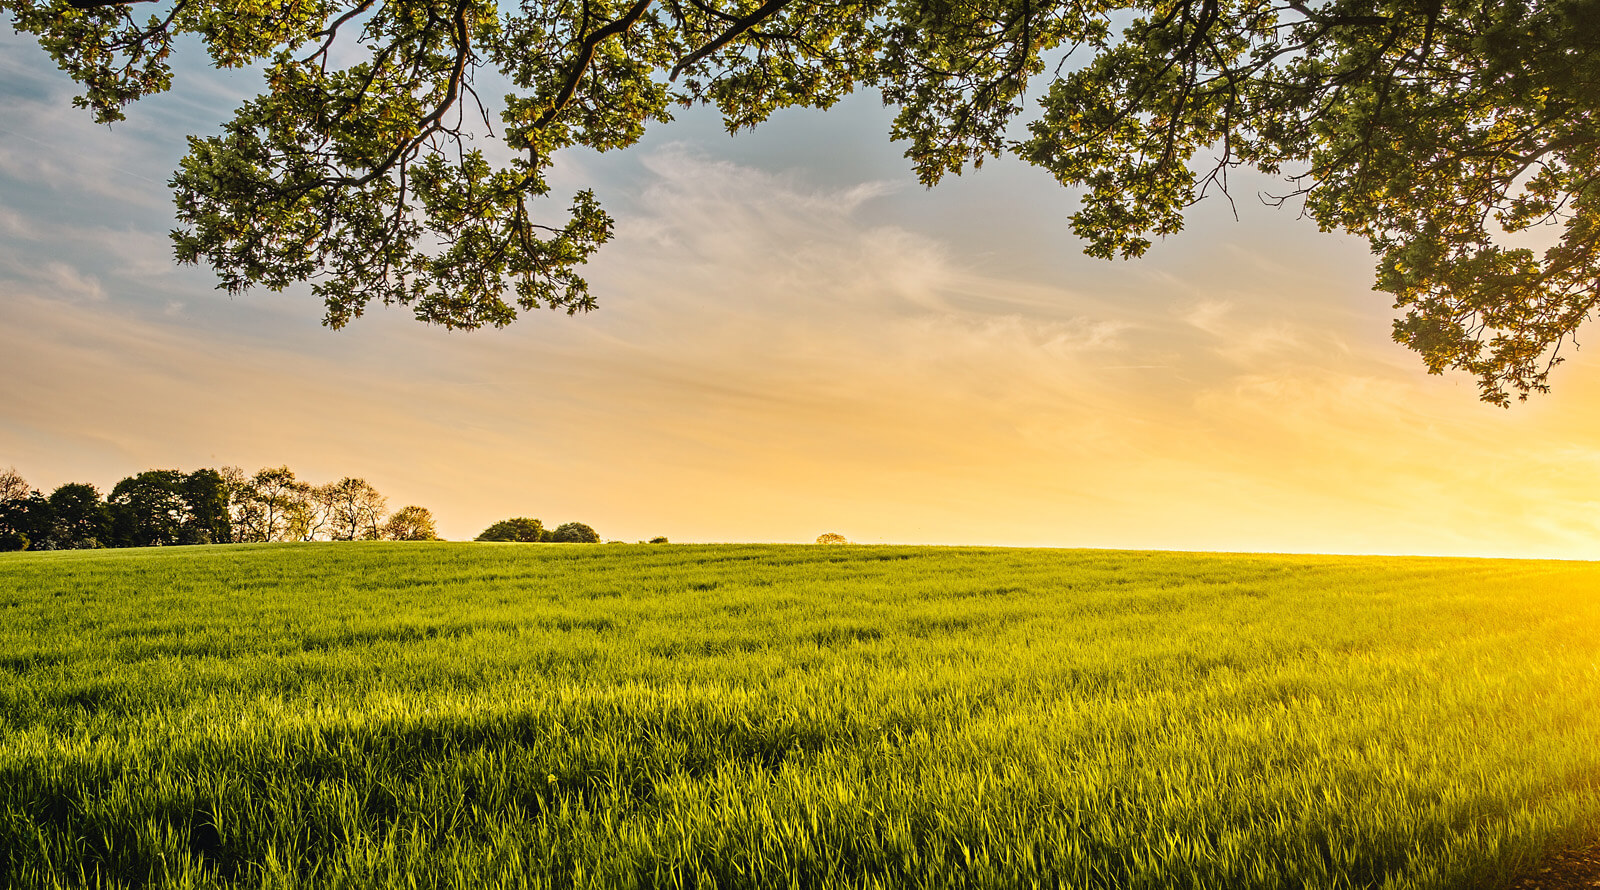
[{"x1": 1, "y1": 543, "x2": 1597, "y2": 888}]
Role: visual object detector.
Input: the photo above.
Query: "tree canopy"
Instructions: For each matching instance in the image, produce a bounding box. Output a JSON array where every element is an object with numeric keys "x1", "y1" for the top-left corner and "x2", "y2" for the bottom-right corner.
[
  {"x1": 476, "y1": 517, "x2": 550, "y2": 542},
  {"x1": 550, "y1": 521, "x2": 601, "y2": 543},
  {"x1": 475, "y1": 516, "x2": 601, "y2": 542},
  {"x1": 47, "y1": 483, "x2": 112, "y2": 550},
  {"x1": 8, "y1": 0, "x2": 1599, "y2": 404},
  {"x1": 108, "y1": 468, "x2": 232, "y2": 546},
  {"x1": 384, "y1": 505, "x2": 441, "y2": 541}
]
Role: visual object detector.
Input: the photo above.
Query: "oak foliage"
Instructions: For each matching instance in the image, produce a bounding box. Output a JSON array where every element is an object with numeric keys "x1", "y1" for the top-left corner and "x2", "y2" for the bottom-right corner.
[{"x1": 9, "y1": 0, "x2": 1599, "y2": 403}]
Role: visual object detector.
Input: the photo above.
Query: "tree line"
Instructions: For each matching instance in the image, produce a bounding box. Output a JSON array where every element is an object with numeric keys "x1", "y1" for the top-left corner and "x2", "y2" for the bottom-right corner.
[{"x1": 0, "y1": 465, "x2": 437, "y2": 552}]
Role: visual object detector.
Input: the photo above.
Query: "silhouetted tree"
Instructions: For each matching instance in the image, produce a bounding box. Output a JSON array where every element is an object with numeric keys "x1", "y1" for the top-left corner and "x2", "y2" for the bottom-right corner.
[
  {"x1": 218, "y1": 465, "x2": 251, "y2": 537},
  {"x1": 0, "y1": 468, "x2": 39, "y2": 552},
  {"x1": 383, "y1": 506, "x2": 439, "y2": 541},
  {"x1": 0, "y1": 467, "x2": 28, "y2": 504},
  {"x1": 48, "y1": 483, "x2": 111, "y2": 550},
  {"x1": 816, "y1": 533, "x2": 849, "y2": 545},
  {"x1": 550, "y1": 522, "x2": 600, "y2": 544},
  {"x1": 233, "y1": 466, "x2": 309, "y2": 543},
  {"x1": 476, "y1": 518, "x2": 549, "y2": 543},
  {"x1": 326, "y1": 477, "x2": 387, "y2": 541},
  {"x1": 294, "y1": 482, "x2": 340, "y2": 541},
  {"x1": 3, "y1": 493, "x2": 51, "y2": 552},
  {"x1": 107, "y1": 468, "x2": 234, "y2": 547},
  {"x1": 180, "y1": 469, "x2": 232, "y2": 544},
  {"x1": 109, "y1": 470, "x2": 187, "y2": 547}
]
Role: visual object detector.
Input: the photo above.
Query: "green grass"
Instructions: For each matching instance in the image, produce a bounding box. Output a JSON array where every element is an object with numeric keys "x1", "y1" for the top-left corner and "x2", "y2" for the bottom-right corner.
[{"x1": 1, "y1": 543, "x2": 1597, "y2": 889}]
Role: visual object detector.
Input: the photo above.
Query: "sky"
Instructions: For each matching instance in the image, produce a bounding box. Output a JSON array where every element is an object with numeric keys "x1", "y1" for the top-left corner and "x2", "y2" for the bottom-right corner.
[{"x1": 3, "y1": 27, "x2": 1600, "y2": 558}]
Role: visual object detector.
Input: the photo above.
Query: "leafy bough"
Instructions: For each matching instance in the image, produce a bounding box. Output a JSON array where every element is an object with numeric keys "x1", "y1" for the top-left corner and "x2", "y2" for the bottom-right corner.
[{"x1": 9, "y1": 0, "x2": 1600, "y2": 404}]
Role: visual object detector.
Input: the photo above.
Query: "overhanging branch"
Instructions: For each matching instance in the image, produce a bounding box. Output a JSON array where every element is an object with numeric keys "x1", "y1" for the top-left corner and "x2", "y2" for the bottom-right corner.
[
  {"x1": 534, "y1": 0, "x2": 656, "y2": 127},
  {"x1": 669, "y1": 0, "x2": 792, "y2": 80}
]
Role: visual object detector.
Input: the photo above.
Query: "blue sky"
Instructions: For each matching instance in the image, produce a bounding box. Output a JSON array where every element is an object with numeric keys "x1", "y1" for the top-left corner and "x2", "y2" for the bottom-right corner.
[{"x1": 4, "y1": 25, "x2": 1600, "y2": 556}]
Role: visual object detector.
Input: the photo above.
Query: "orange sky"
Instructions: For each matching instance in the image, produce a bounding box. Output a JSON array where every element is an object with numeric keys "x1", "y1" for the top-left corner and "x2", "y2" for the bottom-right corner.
[{"x1": 3, "y1": 36, "x2": 1600, "y2": 558}]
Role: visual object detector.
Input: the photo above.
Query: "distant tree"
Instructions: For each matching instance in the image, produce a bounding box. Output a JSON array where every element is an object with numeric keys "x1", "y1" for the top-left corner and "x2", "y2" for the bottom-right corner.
[
  {"x1": 48, "y1": 483, "x2": 111, "y2": 550},
  {"x1": 648, "y1": 536, "x2": 669, "y2": 544},
  {"x1": 1, "y1": 491, "x2": 51, "y2": 552},
  {"x1": 0, "y1": 492, "x2": 31, "y2": 550},
  {"x1": 297, "y1": 482, "x2": 341, "y2": 541},
  {"x1": 234, "y1": 466, "x2": 310, "y2": 543},
  {"x1": 180, "y1": 469, "x2": 232, "y2": 544},
  {"x1": 0, "y1": 468, "x2": 36, "y2": 551},
  {"x1": 218, "y1": 464, "x2": 250, "y2": 537},
  {"x1": 108, "y1": 470, "x2": 188, "y2": 547},
  {"x1": 816, "y1": 533, "x2": 849, "y2": 545},
  {"x1": 326, "y1": 477, "x2": 387, "y2": 541},
  {"x1": 550, "y1": 522, "x2": 601, "y2": 544},
  {"x1": 475, "y1": 518, "x2": 549, "y2": 543},
  {"x1": 0, "y1": 467, "x2": 28, "y2": 504},
  {"x1": 383, "y1": 506, "x2": 440, "y2": 541}
]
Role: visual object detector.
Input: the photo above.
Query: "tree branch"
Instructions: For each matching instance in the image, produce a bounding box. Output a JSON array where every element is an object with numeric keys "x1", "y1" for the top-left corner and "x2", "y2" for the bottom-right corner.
[
  {"x1": 1284, "y1": 0, "x2": 1389, "y2": 27},
  {"x1": 535, "y1": 0, "x2": 656, "y2": 128},
  {"x1": 669, "y1": 0, "x2": 792, "y2": 80}
]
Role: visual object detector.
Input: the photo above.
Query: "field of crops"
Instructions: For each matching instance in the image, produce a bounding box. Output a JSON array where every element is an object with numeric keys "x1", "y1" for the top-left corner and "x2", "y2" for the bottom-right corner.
[{"x1": 1, "y1": 543, "x2": 1598, "y2": 889}]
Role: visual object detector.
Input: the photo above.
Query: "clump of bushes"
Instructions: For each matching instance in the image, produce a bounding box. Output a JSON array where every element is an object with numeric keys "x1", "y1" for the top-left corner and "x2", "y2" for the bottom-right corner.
[{"x1": 475, "y1": 518, "x2": 600, "y2": 543}]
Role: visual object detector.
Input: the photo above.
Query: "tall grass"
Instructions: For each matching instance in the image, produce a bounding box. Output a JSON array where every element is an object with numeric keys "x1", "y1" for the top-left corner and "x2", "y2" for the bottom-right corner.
[{"x1": 1, "y1": 543, "x2": 1597, "y2": 888}]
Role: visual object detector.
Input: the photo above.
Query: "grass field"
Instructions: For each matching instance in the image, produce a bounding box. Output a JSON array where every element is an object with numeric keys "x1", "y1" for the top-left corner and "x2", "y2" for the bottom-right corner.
[{"x1": 1, "y1": 543, "x2": 1598, "y2": 889}]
